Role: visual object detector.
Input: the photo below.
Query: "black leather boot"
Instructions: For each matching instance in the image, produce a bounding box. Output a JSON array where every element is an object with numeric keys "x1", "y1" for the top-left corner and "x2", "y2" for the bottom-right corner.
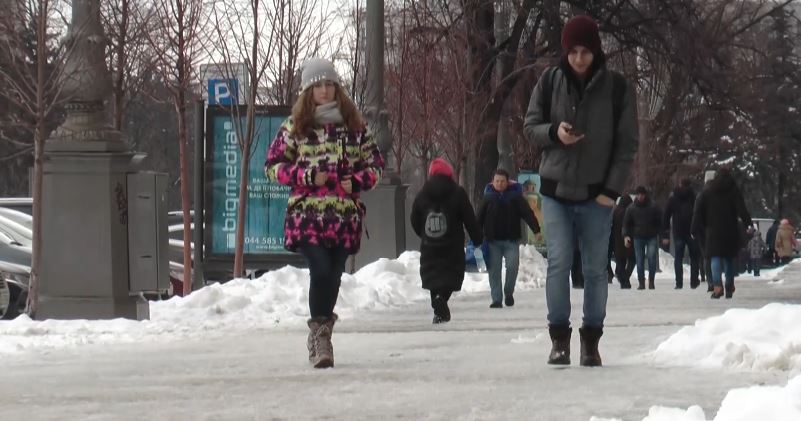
[
  {"x1": 579, "y1": 326, "x2": 603, "y2": 367},
  {"x1": 547, "y1": 325, "x2": 572, "y2": 365}
]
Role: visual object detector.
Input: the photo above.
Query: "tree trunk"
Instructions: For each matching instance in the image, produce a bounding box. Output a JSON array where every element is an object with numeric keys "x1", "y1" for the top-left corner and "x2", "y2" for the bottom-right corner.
[
  {"x1": 177, "y1": 92, "x2": 193, "y2": 295},
  {"x1": 27, "y1": 0, "x2": 48, "y2": 317},
  {"x1": 27, "y1": 118, "x2": 44, "y2": 317}
]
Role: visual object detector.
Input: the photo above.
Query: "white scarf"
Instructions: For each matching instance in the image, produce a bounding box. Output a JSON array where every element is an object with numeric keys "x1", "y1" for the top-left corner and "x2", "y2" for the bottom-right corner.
[{"x1": 314, "y1": 102, "x2": 344, "y2": 125}]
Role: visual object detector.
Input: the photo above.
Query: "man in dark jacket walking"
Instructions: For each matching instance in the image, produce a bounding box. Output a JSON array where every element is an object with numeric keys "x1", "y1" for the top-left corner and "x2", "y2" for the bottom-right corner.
[
  {"x1": 612, "y1": 194, "x2": 635, "y2": 288},
  {"x1": 623, "y1": 186, "x2": 662, "y2": 290},
  {"x1": 662, "y1": 178, "x2": 702, "y2": 289},
  {"x1": 478, "y1": 169, "x2": 540, "y2": 308},
  {"x1": 523, "y1": 15, "x2": 639, "y2": 367},
  {"x1": 411, "y1": 158, "x2": 483, "y2": 323}
]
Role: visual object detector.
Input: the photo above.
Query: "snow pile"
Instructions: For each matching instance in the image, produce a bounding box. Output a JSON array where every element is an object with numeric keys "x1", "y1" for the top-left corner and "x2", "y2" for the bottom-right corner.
[
  {"x1": 652, "y1": 303, "x2": 801, "y2": 372},
  {"x1": 592, "y1": 375, "x2": 801, "y2": 421},
  {"x1": 591, "y1": 405, "x2": 707, "y2": 421},
  {"x1": 0, "y1": 314, "x2": 144, "y2": 355},
  {"x1": 0, "y1": 247, "x2": 548, "y2": 354}
]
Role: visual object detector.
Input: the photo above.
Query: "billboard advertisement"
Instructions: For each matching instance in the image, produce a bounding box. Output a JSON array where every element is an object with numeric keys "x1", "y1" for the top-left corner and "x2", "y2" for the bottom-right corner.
[
  {"x1": 204, "y1": 106, "x2": 292, "y2": 260},
  {"x1": 517, "y1": 171, "x2": 547, "y2": 255}
]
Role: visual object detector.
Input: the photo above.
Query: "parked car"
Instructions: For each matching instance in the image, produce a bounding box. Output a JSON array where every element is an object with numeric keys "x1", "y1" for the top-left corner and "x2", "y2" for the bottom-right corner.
[
  {"x1": 0, "y1": 197, "x2": 32, "y2": 215},
  {"x1": 0, "y1": 260, "x2": 29, "y2": 319}
]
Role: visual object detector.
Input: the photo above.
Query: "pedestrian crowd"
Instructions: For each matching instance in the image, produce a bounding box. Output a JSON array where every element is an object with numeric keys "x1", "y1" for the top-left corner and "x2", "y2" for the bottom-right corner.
[{"x1": 264, "y1": 16, "x2": 796, "y2": 370}]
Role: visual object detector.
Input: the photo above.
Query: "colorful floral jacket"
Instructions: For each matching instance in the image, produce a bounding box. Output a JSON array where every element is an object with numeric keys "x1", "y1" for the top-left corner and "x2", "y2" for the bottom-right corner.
[{"x1": 265, "y1": 118, "x2": 384, "y2": 254}]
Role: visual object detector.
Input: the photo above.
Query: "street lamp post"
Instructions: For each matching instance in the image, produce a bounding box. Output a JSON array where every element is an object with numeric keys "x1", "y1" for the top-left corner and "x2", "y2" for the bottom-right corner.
[
  {"x1": 38, "y1": 0, "x2": 141, "y2": 319},
  {"x1": 355, "y1": 0, "x2": 409, "y2": 269}
]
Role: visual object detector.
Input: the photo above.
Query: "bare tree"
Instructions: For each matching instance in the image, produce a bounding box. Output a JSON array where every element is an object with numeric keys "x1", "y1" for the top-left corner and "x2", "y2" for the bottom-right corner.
[
  {"x1": 334, "y1": 0, "x2": 368, "y2": 106},
  {"x1": 148, "y1": 0, "x2": 207, "y2": 295},
  {"x1": 263, "y1": 0, "x2": 336, "y2": 106},
  {"x1": 207, "y1": 0, "x2": 278, "y2": 277},
  {"x1": 0, "y1": 0, "x2": 74, "y2": 315},
  {"x1": 101, "y1": 0, "x2": 155, "y2": 133}
]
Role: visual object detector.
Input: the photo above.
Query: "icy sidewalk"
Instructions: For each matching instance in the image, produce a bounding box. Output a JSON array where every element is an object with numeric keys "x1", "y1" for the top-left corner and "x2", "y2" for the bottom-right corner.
[{"x1": 1, "y1": 263, "x2": 799, "y2": 420}]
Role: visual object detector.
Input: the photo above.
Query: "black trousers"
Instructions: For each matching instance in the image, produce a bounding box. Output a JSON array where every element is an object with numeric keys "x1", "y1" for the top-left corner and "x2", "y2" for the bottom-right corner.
[
  {"x1": 615, "y1": 254, "x2": 636, "y2": 285},
  {"x1": 300, "y1": 245, "x2": 349, "y2": 318}
]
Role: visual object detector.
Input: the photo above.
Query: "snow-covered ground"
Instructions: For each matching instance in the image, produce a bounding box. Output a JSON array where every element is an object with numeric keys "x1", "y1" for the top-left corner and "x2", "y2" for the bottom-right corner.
[{"x1": 1, "y1": 247, "x2": 800, "y2": 420}]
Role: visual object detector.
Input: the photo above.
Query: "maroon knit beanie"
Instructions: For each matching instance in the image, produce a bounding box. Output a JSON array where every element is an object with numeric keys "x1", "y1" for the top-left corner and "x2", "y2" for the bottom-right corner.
[
  {"x1": 428, "y1": 158, "x2": 454, "y2": 179},
  {"x1": 561, "y1": 15, "x2": 602, "y2": 54}
]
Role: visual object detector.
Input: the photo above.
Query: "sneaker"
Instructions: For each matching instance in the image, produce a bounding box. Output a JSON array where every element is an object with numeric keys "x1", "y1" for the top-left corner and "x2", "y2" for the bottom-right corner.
[
  {"x1": 489, "y1": 302, "x2": 502, "y2": 309},
  {"x1": 504, "y1": 295, "x2": 514, "y2": 307},
  {"x1": 432, "y1": 315, "x2": 447, "y2": 324}
]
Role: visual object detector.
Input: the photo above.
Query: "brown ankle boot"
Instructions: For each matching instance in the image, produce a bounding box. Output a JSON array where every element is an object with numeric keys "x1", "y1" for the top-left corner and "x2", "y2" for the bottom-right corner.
[
  {"x1": 307, "y1": 314, "x2": 337, "y2": 368},
  {"x1": 579, "y1": 326, "x2": 603, "y2": 367},
  {"x1": 547, "y1": 325, "x2": 572, "y2": 365}
]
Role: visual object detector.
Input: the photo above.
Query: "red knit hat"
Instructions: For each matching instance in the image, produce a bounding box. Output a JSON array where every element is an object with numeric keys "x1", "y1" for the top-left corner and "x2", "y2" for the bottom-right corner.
[
  {"x1": 428, "y1": 158, "x2": 454, "y2": 178},
  {"x1": 561, "y1": 15, "x2": 602, "y2": 54}
]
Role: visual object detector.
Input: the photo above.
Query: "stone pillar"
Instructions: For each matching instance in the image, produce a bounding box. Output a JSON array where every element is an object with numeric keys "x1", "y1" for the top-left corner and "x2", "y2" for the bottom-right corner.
[
  {"x1": 38, "y1": 0, "x2": 139, "y2": 319},
  {"x1": 356, "y1": 0, "x2": 407, "y2": 268}
]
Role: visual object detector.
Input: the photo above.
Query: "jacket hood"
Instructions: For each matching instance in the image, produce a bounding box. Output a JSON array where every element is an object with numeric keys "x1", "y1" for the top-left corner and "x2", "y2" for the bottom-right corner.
[
  {"x1": 484, "y1": 181, "x2": 523, "y2": 198},
  {"x1": 422, "y1": 174, "x2": 458, "y2": 198}
]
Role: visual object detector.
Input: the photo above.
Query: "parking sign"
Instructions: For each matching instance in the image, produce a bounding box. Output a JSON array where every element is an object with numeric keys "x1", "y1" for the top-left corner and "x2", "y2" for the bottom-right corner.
[{"x1": 208, "y1": 79, "x2": 239, "y2": 105}]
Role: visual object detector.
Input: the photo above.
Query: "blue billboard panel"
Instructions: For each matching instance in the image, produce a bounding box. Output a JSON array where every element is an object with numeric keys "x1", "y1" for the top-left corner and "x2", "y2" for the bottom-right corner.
[{"x1": 206, "y1": 107, "x2": 291, "y2": 257}]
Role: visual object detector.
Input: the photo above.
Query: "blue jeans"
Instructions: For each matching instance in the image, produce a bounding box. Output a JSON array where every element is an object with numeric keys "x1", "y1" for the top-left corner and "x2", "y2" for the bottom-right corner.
[
  {"x1": 633, "y1": 237, "x2": 658, "y2": 281},
  {"x1": 488, "y1": 240, "x2": 520, "y2": 303},
  {"x1": 541, "y1": 196, "x2": 613, "y2": 328},
  {"x1": 710, "y1": 256, "x2": 735, "y2": 288},
  {"x1": 673, "y1": 236, "x2": 701, "y2": 285}
]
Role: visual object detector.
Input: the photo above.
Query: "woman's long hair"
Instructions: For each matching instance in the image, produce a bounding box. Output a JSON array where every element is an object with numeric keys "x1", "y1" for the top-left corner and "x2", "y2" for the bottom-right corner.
[{"x1": 290, "y1": 84, "x2": 365, "y2": 138}]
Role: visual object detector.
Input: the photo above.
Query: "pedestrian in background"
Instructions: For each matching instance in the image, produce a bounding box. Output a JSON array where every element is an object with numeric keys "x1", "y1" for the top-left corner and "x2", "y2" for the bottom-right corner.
[
  {"x1": 691, "y1": 168, "x2": 752, "y2": 299},
  {"x1": 623, "y1": 186, "x2": 662, "y2": 290},
  {"x1": 662, "y1": 178, "x2": 701, "y2": 289},
  {"x1": 478, "y1": 169, "x2": 540, "y2": 308},
  {"x1": 411, "y1": 158, "x2": 483, "y2": 324}
]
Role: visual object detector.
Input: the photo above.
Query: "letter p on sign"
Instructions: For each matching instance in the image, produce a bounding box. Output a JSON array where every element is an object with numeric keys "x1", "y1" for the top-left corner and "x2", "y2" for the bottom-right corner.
[{"x1": 208, "y1": 79, "x2": 239, "y2": 105}]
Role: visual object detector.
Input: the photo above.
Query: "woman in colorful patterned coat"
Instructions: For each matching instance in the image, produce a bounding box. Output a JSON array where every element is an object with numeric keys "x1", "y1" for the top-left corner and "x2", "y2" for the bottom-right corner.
[{"x1": 265, "y1": 58, "x2": 384, "y2": 369}]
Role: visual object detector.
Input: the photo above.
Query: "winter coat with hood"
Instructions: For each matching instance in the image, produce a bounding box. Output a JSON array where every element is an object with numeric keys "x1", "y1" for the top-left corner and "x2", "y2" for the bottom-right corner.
[
  {"x1": 622, "y1": 196, "x2": 662, "y2": 239},
  {"x1": 411, "y1": 174, "x2": 483, "y2": 292},
  {"x1": 477, "y1": 182, "x2": 540, "y2": 242},
  {"x1": 612, "y1": 194, "x2": 634, "y2": 258},
  {"x1": 662, "y1": 185, "x2": 696, "y2": 239},
  {"x1": 691, "y1": 172, "x2": 752, "y2": 258},
  {"x1": 265, "y1": 118, "x2": 384, "y2": 254},
  {"x1": 523, "y1": 55, "x2": 639, "y2": 203},
  {"x1": 775, "y1": 223, "x2": 797, "y2": 258}
]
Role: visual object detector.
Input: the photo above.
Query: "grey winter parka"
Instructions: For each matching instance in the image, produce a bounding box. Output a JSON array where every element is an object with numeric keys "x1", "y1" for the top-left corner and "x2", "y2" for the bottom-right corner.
[{"x1": 523, "y1": 62, "x2": 639, "y2": 202}]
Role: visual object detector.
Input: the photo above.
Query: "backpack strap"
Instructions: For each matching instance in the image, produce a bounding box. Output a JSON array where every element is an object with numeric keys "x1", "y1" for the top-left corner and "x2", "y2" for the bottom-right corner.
[
  {"x1": 541, "y1": 66, "x2": 558, "y2": 124},
  {"x1": 610, "y1": 71, "x2": 627, "y2": 135}
]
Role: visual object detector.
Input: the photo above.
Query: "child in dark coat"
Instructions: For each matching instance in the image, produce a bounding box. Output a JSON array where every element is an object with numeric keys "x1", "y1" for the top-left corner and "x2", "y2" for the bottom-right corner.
[{"x1": 411, "y1": 158, "x2": 483, "y2": 324}]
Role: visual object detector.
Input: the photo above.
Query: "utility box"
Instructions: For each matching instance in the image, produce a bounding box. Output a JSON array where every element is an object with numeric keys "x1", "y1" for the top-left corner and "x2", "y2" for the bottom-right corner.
[{"x1": 127, "y1": 172, "x2": 169, "y2": 293}]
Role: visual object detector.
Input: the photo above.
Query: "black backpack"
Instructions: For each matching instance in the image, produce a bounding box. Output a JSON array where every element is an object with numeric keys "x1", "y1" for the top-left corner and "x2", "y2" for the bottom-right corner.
[{"x1": 541, "y1": 66, "x2": 627, "y2": 134}]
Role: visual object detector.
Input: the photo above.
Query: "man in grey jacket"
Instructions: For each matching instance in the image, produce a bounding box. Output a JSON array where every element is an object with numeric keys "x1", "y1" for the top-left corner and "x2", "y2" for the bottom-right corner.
[{"x1": 523, "y1": 15, "x2": 639, "y2": 367}]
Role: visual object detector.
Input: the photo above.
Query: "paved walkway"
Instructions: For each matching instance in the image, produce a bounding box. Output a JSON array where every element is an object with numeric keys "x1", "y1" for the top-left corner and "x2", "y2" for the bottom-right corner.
[{"x1": 3, "y1": 265, "x2": 800, "y2": 420}]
